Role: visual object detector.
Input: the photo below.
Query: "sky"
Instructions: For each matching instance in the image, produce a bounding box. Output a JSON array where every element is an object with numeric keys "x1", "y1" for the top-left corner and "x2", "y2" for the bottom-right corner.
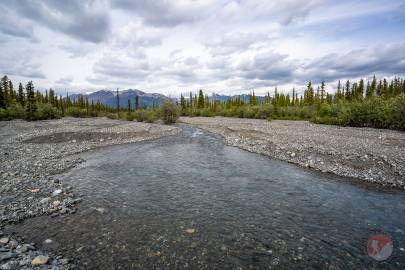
[{"x1": 0, "y1": 0, "x2": 405, "y2": 97}]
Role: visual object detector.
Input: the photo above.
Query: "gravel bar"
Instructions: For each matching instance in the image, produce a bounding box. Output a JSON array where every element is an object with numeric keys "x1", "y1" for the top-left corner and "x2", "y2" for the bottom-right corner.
[
  {"x1": 180, "y1": 117, "x2": 405, "y2": 189},
  {"x1": 0, "y1": 117, "x2": 180, "y2": 269}
]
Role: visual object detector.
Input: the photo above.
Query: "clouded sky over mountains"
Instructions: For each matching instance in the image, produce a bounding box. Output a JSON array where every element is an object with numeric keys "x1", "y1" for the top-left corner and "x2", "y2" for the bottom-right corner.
[{"x1": 1, "y1": 0, "x2": 404, "y2": 96}]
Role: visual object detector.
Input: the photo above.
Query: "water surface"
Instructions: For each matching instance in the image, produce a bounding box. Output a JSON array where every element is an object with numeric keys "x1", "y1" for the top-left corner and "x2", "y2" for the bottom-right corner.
[{"x1": 8, "y1": 125, "x2": 405, "y2": 269}]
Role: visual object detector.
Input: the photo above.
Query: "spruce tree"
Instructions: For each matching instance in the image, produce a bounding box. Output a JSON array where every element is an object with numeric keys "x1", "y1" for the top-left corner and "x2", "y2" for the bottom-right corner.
[
  {"x1": 8, "y1": 81, "x2": 15, "y2": 104},
  {"x1": 382, "y1": 78, "x2": 389, "y2": 97},
  {"x1": 1, "y1": 76, "x2": 10, "y2": 107},
  {"x1": 85, "y1": 97, "x2": 88, "y2": 115},
  {"x1": 365, "y1": 81, "x2": 371, "y2": 99},
  {"x1": 292, "y1": 88, "x2": 295, "y2": 105},
  {"x1": 17, "y1": 82, "x2": 25, "y2": 106},
  {"x1": 116, "y1": 88, "x2": 120, "y2": 113},
  {"x1": 180, "y1": 94, "x2": 186, "y2": 113},
  {"x1": 60, "y1": 95, "x2": 65, "y2": 116},
  {"x1": 345, "y1": 80, "x2": 351, "y2": 100},
  {"x1": 0, "y1": 84, "x2": 4, "y2": 109},
  {"x1": 197, "y1": 89, "x2": 204, "y2": 109},
  {"x1": 320, "y1": 81, "x2": 326, "y2": 102},
  {"x1": 127, "y1": 99, "x2": 131, "y2": 111},
  {"x1": 45, "y1": 90, "x2": 49, "y2": 103},
  {"x1": 26, "y1": 81, "x2": 36, "y2": 121},
  {"x1": 49, "y1": 88, "x2": 55, "y2": 106},
  {"x1": 336, "y1": 80, "x2": 342, "y2": 100},
  {"x1": 376, "y1": 80, "x2": 383, "y2": 96},
  {"x1": 356, "y1": 79, "x2": 364, "y2": 100},
  {"x1": 135, "y1": 95, "x2": 139, "y2": 110}
]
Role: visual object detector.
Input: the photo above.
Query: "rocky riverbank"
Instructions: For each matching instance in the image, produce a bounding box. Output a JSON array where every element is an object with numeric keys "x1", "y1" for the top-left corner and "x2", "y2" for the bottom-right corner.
[
  {"x1": 0, "y1": 117, "x2": 180, "y2": 269},
  {"x1": 180, "y1": 117, "x2": 405, "y2": 189}
]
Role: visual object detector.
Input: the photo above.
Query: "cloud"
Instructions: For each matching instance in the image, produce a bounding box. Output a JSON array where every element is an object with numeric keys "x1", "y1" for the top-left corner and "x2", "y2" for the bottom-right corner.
[
  {"x1": 219, "y1": 0, "x2": 324, "y2": 25},
  {"x1": 299, "y1": 43, "x2": 405, "y2": 82},
  {"x1": 204, "y1": 31, "x2": 276, "y2": 56},
  {"x1": 58, "y1": 43, "x2": 98, "y2": 58},
  {"x1": 0, "y1": 6, "x2": 34, "y2": 39},
  {"x1": 111, "y1": 22, "x2": 163, "y2": 51},
  {"x1": 112, "y1": 0, "x2": 215, "y2": 27},
  {"x1": 0, "y1": 53, "x2": 45, "y2": 79},
  {"x1": 55, "y1": 76, "x2": 74, "y2": 86},
  {"x1": 4, "y1": 0, "x2": 110, "y2": 43}
]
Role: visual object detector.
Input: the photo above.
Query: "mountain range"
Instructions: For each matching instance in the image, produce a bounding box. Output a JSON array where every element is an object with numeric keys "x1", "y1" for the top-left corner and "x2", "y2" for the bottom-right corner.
[
  {"x1": 69, "y1": 89, "x2": 268, "y2": 109},
  {"x1": 69, "y1": 89, "x2": 170, "y2": 109}
]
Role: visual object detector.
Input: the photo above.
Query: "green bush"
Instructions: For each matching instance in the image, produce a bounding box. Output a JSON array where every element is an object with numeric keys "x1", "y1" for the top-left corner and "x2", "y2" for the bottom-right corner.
[
  {"x1": 145, "y1": 110, "x2": 158, "y2": 123},
  {"x1": 389, "y1": 94, "x2": 405, "y2": 130},
  {"x1": 34, "y1": 103, "x2": 61, "y2": 120},
  {"x1": 0, "y1": 108, "x2": 10, "y2": 120},
  {"x1": 6, "y1": 104, "x2": 26, "y2": 119},
  {"x1": 126, "y1": 112, "x2": 136, "y2": 121},
  {"x1": 316, "y1": 103, "x2": 332, "y2": 117},
  {"x1": 256, "y1": 105, "x2": 273, "y2": 119},
  {"x1": 159, "y1": 101, "x2": 179, "y2": 124},
  {"x1": 66, "y1": 107, "x2": 88, "y2": 118},
  {"x1": 134, "y1": 110, "x2": 147, "y2": 122}
]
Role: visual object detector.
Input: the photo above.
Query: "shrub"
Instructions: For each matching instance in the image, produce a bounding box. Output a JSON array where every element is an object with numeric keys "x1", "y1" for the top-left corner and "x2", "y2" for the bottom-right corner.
[
  {"x1": 0, "y1": 108, "x2": 10, "y2": 120},
  {"x1": 159, "y1": 101, "x2": 179, "y2": 124},
  {"x1": 316, "y1": 103, "x2": 332, "y2": 118},
  {"x1": 66, "y1": 107, "x2": 87, "y2": 118},
  {"x1": 34, "y1": 103, "x2": 61, "y2": 120},
  {"x1": 126, "y1": 112, "x2": 136, "y2": 121},
  {"x1": 144, "y1": 110, "x2": 158, "y2": 123},
  {"x1": 256, "y1": 105, "x2": 273, "y2": 119},
  {"x1": 6, "y1": 104, "x2": 26, "y2": 119},
  {"x1": 387, "y1": 94, "x2": 405, "y2": 130},
  {"x1": 134, "y1": 110, "x2": 147, "y2": 122}
]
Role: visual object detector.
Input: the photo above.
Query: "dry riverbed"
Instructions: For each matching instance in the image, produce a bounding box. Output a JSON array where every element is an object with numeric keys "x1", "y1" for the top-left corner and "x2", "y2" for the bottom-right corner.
[
  {"x1": 0, "y1": 117, "x2": 180, "y2": 269},
  {"x1": 180, "y1": 117, "x2": 405, "y2": 189}
]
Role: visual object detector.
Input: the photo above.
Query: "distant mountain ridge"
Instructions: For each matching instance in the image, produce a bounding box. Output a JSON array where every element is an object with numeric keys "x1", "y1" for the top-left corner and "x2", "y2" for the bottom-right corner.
[
  {"x1": 209, "y1": 93, "x2": 266, "y2": 103},
  {"x1": 70, "y1": 89, "x2": 170, "y2": 109}
]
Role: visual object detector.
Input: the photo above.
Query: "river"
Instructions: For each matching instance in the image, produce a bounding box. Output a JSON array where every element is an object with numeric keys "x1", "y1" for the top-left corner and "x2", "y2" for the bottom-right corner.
[{"x1": 7, "y1": 125, "x2": 405, "y2": 269}]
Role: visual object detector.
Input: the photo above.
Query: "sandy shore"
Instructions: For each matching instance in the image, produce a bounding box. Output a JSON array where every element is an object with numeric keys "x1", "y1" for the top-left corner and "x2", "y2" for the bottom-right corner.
[
  {"x1": 0, "y1": 117, "x2": 180, "y2": 269},
  {"x1": 180, "y1": 117, "x2": 405, "y2": 189}
]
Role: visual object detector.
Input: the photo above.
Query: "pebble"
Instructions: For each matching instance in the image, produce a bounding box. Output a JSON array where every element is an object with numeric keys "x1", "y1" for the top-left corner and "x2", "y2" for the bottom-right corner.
[
  {"x1": 40, "y1": 197, "x2": 51, "y2": 204},
  {"x1": 31, "y1": 255, "x2": 49, "y2": 267},
  {"x1": 52, "y1": 189, "x2": 62, "y2": 196},
  {"x1": 185, "y1": 228, "x2": 196, "y2": 234},
  {"x1": 95, "y1": 208, "x2": 105, "y2": 214},
  {"x1": 44, "y1": 239, "x2": 53, "y2": 244},
  {"x1": 52, "y1": 200, "x2": 61, "y2": 207},
  {"x1": 0, "y1": 238, "x2": 9, "y2": 245}
]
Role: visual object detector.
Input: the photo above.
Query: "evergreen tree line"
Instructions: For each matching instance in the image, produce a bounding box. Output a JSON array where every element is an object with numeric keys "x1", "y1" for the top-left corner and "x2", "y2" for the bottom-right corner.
[
  {"x1": 0, "y1": 75, "x2": 177, "y2": 123},
  {"x1": 0, "y1": 75, "x2": 143, "y2": 120},
  {"x1": 179, "y1": 76, "x2": 405, "y2": 130},
  {"x1": 1, "y1": 74, "x2": 404, "y2": 130}
]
